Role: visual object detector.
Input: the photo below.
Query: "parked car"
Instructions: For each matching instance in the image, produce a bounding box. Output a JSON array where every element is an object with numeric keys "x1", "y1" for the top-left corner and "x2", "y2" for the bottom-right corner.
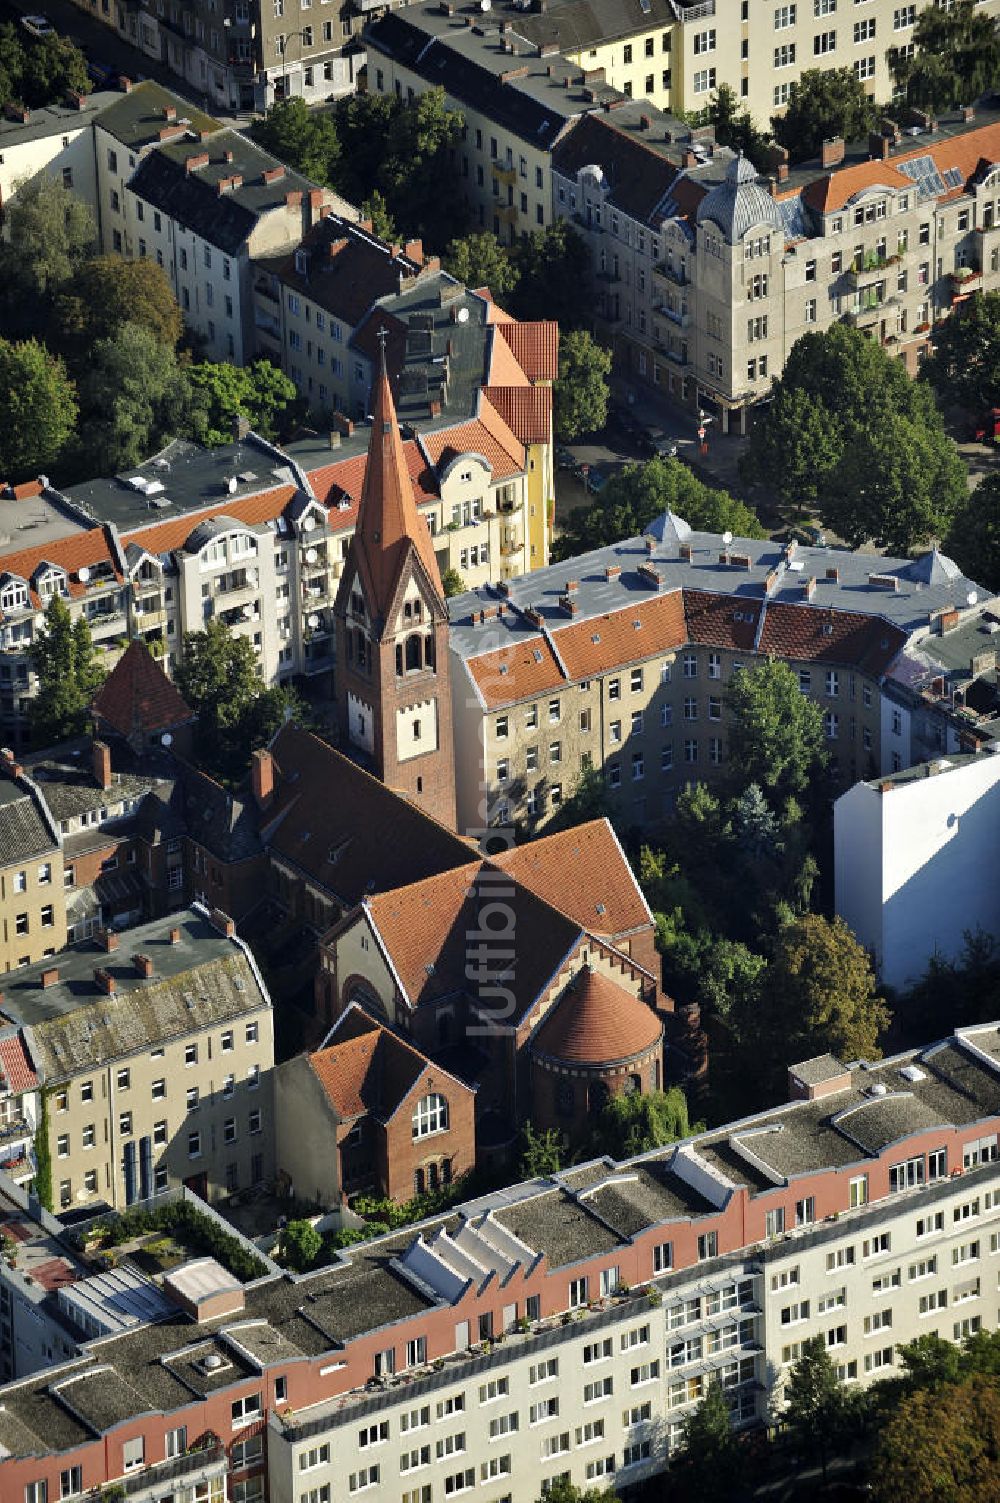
[
  {"x1": 555, "y1": 446, "x2": 576, "y2": 471},
  {"x1": 585, "y1": 464, "x2": 612, "y2": 495},
  {"x1": 87, "y1": 59, "x2": 117, "y2": 86},
  {"x1": 20, "y1": 14, "x2": 55, "y2": 37},
  {"x1": 644, "y1": 426, "x2": 679, "y2": 458}
]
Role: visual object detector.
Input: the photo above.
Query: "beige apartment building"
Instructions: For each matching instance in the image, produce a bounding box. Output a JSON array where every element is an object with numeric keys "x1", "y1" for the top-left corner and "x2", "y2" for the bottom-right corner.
[
  {"x1": 552, "y1": 105, "x2": 1000, "y2": 429},
  {"x1": 447, "y1": 515, "x2": 990, "y2": 835},
  {"x1": 0, "y1": 767, "x2": 66, "y2": 972},
  {"x1": 3, "y1": 906, "x2": 275, "y2": 1213}
]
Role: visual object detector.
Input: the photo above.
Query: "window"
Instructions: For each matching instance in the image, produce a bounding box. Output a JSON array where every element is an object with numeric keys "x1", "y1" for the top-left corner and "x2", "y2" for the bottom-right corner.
[
  {"x1": 413, "y1": 1093, "x2": 448, "y2": 1139},
  {"x1": 889, "y1": 1155, "x2": 924, "y2": 1193},
  {"x1": 60, "y1": 1468, "x2": 82, "y2": 1499},
  {"x1": 849, "y1": 1175, "x2": 868, "y2": 1208},
  {"x1": 796, "y1": 1197, "x2": 815, "y2": 1227},
  {"x1": 185, "y1": 1043, "x2": 198, "y2": 1067},
  {"x1": 697, "y1": 1231, "x2": 718, "y2": 1260},
  {"x1": 548, "y1": 699, "x2": 560, "y2": 724},
  {"x1": 863, "y1": 1233, "x2": 891, "y2": 1258},
  {"x1": 119, "y1": 1111, "x2": 132, "y2": 1137},
  {"x1": 249, "y1": 1108, "x2": 262, "y2": 1135},
  {"x1": 693, "y1": 67, "x2": 716, "y2": 93},
  {"x1": 349, "y1": 1468, "x2": 380, "y2": 1493},
  {"x1": 814, "y1": 29, "x2": 836, "y2": 51},
  {"x1": 569, "y1": 1276, "x2": 589, "y2": 1308},
  {"x1": 123, "y1": 1437, "x2": 145, "y2": 1471},
  {"x1": 188, "y1": 1129, "x2": 202, "y2": 1158},
  {"x1": 654, "y1": 1240, "x2": 673, "y2": 1272},
  {"x1": 693, "y1": 28, "x2": 716, "y2": 52},
  {"x1": 766, "y1": 1208, "x2": 785, "y2": 1238},
  {"x1": 232, "y1": 1394, "x2": 262, "y2": 1429}
]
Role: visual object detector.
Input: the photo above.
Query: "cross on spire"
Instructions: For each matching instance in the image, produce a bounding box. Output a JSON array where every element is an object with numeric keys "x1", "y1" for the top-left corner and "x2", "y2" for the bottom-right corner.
[{"x1": 376, "y1": 323, "x2": 388, "y2": 371}]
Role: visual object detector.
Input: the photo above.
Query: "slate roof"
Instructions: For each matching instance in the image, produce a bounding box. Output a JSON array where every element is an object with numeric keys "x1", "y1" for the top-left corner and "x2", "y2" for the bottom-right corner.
[
  {"x1": 179, "y1": 767, "x2": 263, "y2": 864},
  {"x1": 127, "y1": 130, "x2": 323, "y2": 257},
  {"x1": 532, "y1": 964, "x2": 662, "y2": 1066},
  {"x1": 551, "y1": 111, "x2": 681, "y2": 223},
  {"x1": 91, "y1": 641, "x2": 193, "y2": 741},
  {"x1": 270, "y1": 214, "x2": 424, "y2": 325},
  {"x1": 0, "y1": 909, "x2": 268, "y2": 1080},
  {"x1": 0, "y1": 781, "x2": 57, "y2": 867}
]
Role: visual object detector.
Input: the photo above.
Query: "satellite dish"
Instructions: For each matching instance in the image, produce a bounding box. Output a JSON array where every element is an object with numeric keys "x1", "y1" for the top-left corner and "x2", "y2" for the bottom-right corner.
[
  {"x1": 161, "y1": 732, "x2": 173, "y2": 748},
  {"x1": 242, "y1": 604, "x2": 254, "y2": 619},
  {"x1": 305, "y1": 547, "x2": 318, "y2": 564},
  {"x1": 227, "y1": 476, "x2": 238, "y2": 494},
  {"x1": 968, "y1": 591, "x2": 978, "y2": 606},
  {"x1": 722, "y1": 531, "x2": 733, "y2": 547},
  {"x1": 77, "y1": 566, "x2": 91, "y2": 584},
  {"x1": 307, "y1": 613, "x2": 320, "y2": 629},
  {"x1": 302, "y1": 515, "x2": 316, "y2": 531},
  {"x1": 457, "y1": 306, "x2": 470, "y2": 323}
]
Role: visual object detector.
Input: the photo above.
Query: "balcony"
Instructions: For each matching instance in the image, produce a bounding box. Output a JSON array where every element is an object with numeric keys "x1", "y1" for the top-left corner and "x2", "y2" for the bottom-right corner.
[
  {"x1": 254, "y1": 279, "x2": 280, "y2": 306},
  {"x1": 655, "y1": 261, "x2": 688, "y2": 287},
  {"x1": 87, "y1": 608, "x2": 127, "y2": 634},
  {"x1": 950, "y1": 266, "x2": 982, "y2": 299},
  {"x1": 663, "y1": 306, "x2": 690, "y2": 329},
  {"x1": 0, "y1": 1116, "x2": 32, "y2": 1147},
  {"x1": 844, "y1": 254, "x2": 898, "y2": 287},
  {"x1": 496, "y1": 201, "x2": 517, "y2": 225},
  {"x1": 120, "y1": 1440, "x2": 227, "y2": 1502},
  {"x1": 493, "y1": 162, "x2": 516, "y2": 186}
]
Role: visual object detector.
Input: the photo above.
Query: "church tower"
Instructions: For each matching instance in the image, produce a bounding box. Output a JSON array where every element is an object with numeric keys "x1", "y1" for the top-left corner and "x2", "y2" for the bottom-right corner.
[{"x1": 333, "y1": 339, "x2": 458, "y2": 831}]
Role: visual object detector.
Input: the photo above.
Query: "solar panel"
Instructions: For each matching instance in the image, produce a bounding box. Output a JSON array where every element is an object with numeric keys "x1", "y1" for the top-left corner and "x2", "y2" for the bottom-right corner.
[
  {"x1": 944, "y1": 166, "x2": 964, "y2": 189},
  {"x1": 898, "y1": 155, "x2": 946, "y2": 201}
]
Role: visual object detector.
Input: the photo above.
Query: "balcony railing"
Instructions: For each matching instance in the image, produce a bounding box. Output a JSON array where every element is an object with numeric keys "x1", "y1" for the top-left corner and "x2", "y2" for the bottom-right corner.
[
  {"x1": 845, "y1": 255, "x2": 898, "y2": 287},
  {"x1": 119, "y1": 1440, "x2": 227, "y2": 1499},
  {"x1": 0, "y1": 1117, "x2": 32, "y2": 1145},
  {"x1": 664, "y1": 306, "x2": 690, "y2": 329},
  {"x1": 655, "y1": 261, "x2": 688, "y2": 286}
]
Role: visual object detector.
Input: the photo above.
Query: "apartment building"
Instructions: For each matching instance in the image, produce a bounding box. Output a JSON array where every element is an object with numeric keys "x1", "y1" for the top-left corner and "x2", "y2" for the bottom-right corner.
[
  {"x1": 0, "y1": 1034, "x2": 42, "y2": 1194},
  {"x1": 0, "y1": 91, "x2": 117, "y2": 217},
  {"x1": 446, "y1": 513, "x2": 992, "y2": 835},
  {"x1": 0, "y1": 905, "x2": 275, "y2": 1214},
  {"x1": 2, "y1": 1022, "x2": 1000, "y2": 1503},
  {"x1": 553, "y1": 104, "x2": 1000, "y2": 429},
  {"x1": 0, "y1": 765, "x2": 65, "y2": 971}
]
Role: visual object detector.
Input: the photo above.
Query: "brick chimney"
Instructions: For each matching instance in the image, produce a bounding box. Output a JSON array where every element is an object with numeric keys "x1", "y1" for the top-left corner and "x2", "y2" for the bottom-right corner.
[
  {"x1": 93, "y1": 740, "x2": 112, "y2": 790},
  {"x1": 40, "y1": 966, "x2": 59, "y2": 990},
  {"x1": 262, "y1": 165, "x2": 286, "y2": 185},
  {"x1": 868, "y1": 132, "x2": 891, "y2": 162},
  {"x1": 168, "y1": 926, "x2": 182, "y2": 946},
  {"x1": 163, "y1": 105, "x2": 177, "y2": 123},
  {"x1": 133, "y1": 954, "x2": 154, "y2": 980},
  {"x1": 94, "y1": 968, "x2": 116, "y2": 996},
  {"x1": 251, "y1": 747, "x2": 275, "y2": 810},
  {"x1": 210, "y1": 908, "x2": 236, "y2": 939},
  {"x1": 119, "y1": 76, "x2": 132, "y2": 93},
  {"x1": 404, "y1": 238, "x2": 424, "y2": 263},
  {"x1": 0, "y1": 748, "x2": 24, "y2": 780},
  {"x1": 938, "y1": 606, "x2": 960, "y2": 634},
  {"x1": 98, "y1": 928, "x2": 120, "y2": 953},
  {"x1": 821, "y1": 136, "x2": 845, "y2": 169},
  {"x1": 185, "y1": 152, "x2": 210, "y2": 175}
]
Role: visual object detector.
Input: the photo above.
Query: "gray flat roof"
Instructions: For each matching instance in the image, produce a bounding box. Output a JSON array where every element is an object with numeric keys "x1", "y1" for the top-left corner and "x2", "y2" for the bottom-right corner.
[
  {"x1": 0, "y1": 491, "x2": 90, "y2": 554},
  {"x1": 0, "y1": 91, "x2": 120, "y2": 149}
]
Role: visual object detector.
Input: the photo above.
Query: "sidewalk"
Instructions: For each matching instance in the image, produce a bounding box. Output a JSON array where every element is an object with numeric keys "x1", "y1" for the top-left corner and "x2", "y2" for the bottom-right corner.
[{"x1": 609, "y1": 373, "x2": 751, "y2": 498}]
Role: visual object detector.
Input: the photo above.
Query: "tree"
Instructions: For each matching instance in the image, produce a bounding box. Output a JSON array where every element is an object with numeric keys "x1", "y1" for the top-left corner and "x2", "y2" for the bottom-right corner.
[
  {"x1": 555, "y1": 455, "x2": 764, "y2": 559},
  {"x1": 923, "y1": 291, "x2": 1000, "y2": 416},
  {"x1": 361, "y1": 190, "x2": 397, "y2": 243},
  {"x1": 188, "y1": 360, "x2": 299, "y2": 445},
  {"x1": 763, "y1": 913, "x2": 889, "y2": 1069},
  {"x1": 440, "y1": 567, "x2": 466, "y2": 598},
  {"x1": 29, "y1": 593, "x2": 105, "y2": 747},
  {"x1": 52, "y1": 257, "x2": 183, "y2": 367},
  {"x1": 511, "y1": 219, "x2": 591, "y2": 329},
  {"x1": 0, "y1": 24, "x2": 90, "y2": 109},
  {"x1": 518, "y1": 1123, "x2": 564, "y2": 1179},
  {"x1": 175, "y1": 618, "x2": 302, "y2": 783},
  {"x1": 699, "y1": 83, "x2": 772, "y2": 163},
  {"x1": 444, "y1": 232, "x2": 520, "y2": 301},
  {"x1": 595, "y1": 1089, "x2": 691, "y2": 1158},
  {"x1": 0, "y1": 337, "x2": 77, "y2": 482},
  {"x1": 532, "y1": 1480, "x2": 615, "y2": 1503},
  {"x1": 76, "y1": 323, "x2": 195, "y2": 477},
  {"x1": 892, "y1": 0, "x2": 1000, "y2": 114},
  {"x1": 783, "y1": 1335, "x2": 845, "y2": 1482},
  {"x1": 548, "y1": 762, "x2": 616, "y2": 831},
  {"x1": 674, "y1": 1380, "x2": 741, "y2": 1502},
  {"x1": 743, "y1": 324, "x2": 964, "y2": 549},
  {"x1": 771, "y1": 68, "x2": 878, "y2": 164},
  {"x1": 899, "y1": 1333, "x2": 964, "y2": 1392},
  {"x1": 249, "y1": 97, "x2": 340, "y2": 185},
  {"x1": 725, "y1": 660, "x2": 826, "y2": 801},
  {"x1": 553, "y1": 329, "x2": 612, "y2": 441},
  {"x1": 0, "y1": 175, "x2": 95, "y2": 306},
  {"x1": 871, "y1": 1376, "x2": 1000, "y2": 1503},
  {"x1": 281, "y1": 1218, "x2": 322, "y2": 1272}
]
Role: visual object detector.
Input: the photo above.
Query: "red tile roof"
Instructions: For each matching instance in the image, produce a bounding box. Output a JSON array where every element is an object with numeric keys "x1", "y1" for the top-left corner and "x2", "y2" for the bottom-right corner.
[
  {"x1": 366, "y1": 865, "x2": 480, "y2": 1006},
  {"x1": 487, "y1": 326, "x2": 531, "y2": 389},
  {"x1": 554, "y1": 591, "x2": 688, "y2": 681},
  {"x1": 121, "y1": 486, "x2": 296, "y2": 556},
  {"x1": 684, "y1": 589, "x2": 762, "y2": 652},
  {"x1": 789, "y1": 120, "x2": 1000, "y2": 216},
  {"x1": 352, "y1": 364, "x2": 445, "y2": 617},
  {"x1": 494, "y1": 819, "x2": 651, "y2": 941},
  {"x1": 0, "y1": 1035, "x2": 37, "y2": 1094},
  {"x1": 482, "y1": 385, "x2": 553, "y2": 446},
  {"x1": 466, "y1": 633, "x2": 564, "y2": 710},
  {"x1": 91, "y1": 641, "x2": 194, "y2": 739},
  {"x1": 532, "y1": 964, "x2": 662, "y2": 1066},
  {"x1": 309, "y1": 1009, "x2": 432, "y2": 1121},
  {"x1": 0, "y1": 527, "x2": 119, "y2": 617},
  {"x1": 422, "y1": 402, "x2": 525, "y2": 482},
  {"x1": 490, "y1": 319, "x2": 559, "y2": 382},
  {"x1": 758, "y1": 602, "x2": 908, "y2": 673},
  {"x1": 307, "y1": 444, "x2": 439, "y2": 520}
]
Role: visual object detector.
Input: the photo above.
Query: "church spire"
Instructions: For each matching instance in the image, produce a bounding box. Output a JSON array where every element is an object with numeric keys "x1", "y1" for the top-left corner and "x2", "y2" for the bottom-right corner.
[{"x1": 353, "y1": 330, "x2": 443, "y2": 621}]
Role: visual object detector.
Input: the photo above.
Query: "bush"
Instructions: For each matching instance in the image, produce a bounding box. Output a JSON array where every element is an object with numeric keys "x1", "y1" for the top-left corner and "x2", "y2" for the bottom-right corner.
[{"x1": 81, "y1": 1200, "x2": 266, "y2": 1282}]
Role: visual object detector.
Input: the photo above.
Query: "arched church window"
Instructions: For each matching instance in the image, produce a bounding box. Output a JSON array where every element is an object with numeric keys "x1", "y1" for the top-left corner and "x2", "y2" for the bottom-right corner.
[{"x1": 405, "y1": 634, "x2": 422, "y2": 671}]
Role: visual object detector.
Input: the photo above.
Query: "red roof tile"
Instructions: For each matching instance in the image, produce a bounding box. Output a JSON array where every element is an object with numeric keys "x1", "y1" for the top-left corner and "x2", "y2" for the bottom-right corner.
[
  {"x1": 758, "y1": 602, "x2": 907, "y2": 673},
  {"x1": 121, "y1": 486, "x2": 296, "y2": 556},
  {"x1": 482, "y1": 385, "x2": 553, "y2": 445},
  {"x1": 490, "y1": 319, "x2": 559, "y2": 382},
  {"x1": 0, "y1": 527, "x2": 119, "y2": 616},
  {"x1": 789, "y1": 121, "x2": 1000, "y2": 216},
  {"x1": 367, "y1": 865, "x2": 480, "y2": 1006},
  {"x1": 554, "y1": 591, "x2": 688, "y2": 681},
  {"x1": 307, "y1": 443, "x2": 439, "y2": 519},
  {"x1": 494, "y1": 819, "x2": 651, "y2": 942},
  {"x1": 466, "y1": 634, "x2": 564, "y2": 710},
  {"x1": 0, "y1": 1035, "x2": 37, "y2": 1094},
  {"x1": 91, "y1": 641, "x2": 193, "y2": 739},
  {"x1": 309, "y1": 1011, "x2": 430, "y2": 1120},
  {"x1": 532, "y1": 964, "x2": 662, "y2": 1065},
  {"x1": 684, "y1": 589, "x2": 762, "y2": 652}
]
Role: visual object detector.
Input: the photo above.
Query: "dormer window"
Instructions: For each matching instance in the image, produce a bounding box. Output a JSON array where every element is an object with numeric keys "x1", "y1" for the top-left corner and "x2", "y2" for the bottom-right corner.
[
  {"x1": 0, "y1": 580, "x2": 29, "y2": 612},
  {"x1": 295, "y1": 248, "x2": 308, "y2": 277},
  {"x1": 229, "y1": 532, "x2": 255, "y2": 559},
  {"x1": 37, "y1": 569, "x2": 68, "y2": 601}
]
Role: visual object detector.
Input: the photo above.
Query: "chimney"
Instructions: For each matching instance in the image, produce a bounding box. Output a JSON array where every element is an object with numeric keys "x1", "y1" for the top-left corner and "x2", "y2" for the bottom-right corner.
[
  {"x1": 262, "y1": 165, "x2": 286, "y2": 185},
  {"x1": 327, "y1": 430, "x2": 341, "y2": 450},
  {"x1": 159, "y1": 124, "x2": 186, "y2": 143},
  {"x1": 867, "y1": 572, "x2": 900, "y2": 592},
  {"x1": 639, "y1": 113, "x2": 652, "y2": 132},
  {"x1": 66, "y1": 91, "x2": 87, "y2": 110},
  {"x1": 682, "y1": 148, "x2": 698, "y2": 168},
  {"x1": 92, "y1": 739, "x2": 112, "y2": 790},
  {"x1": 559, "y1": 594, "x2": 579, "y2": 617},
  {"x1": 679, "y1": 543, "x2": 692, "y2": 562},
  {"x1": 777, "y1": 161, "x2": 789, "y2": 182},
  {"x1": 132, "y1": 954, "x2": 154, "y2": 980},
  {"x1": 938, "y1": 606, "x2": 960, "y2": 634},
  {"x1": 251, "y1": 747, "x2": 275, "y2": 810},
  {"x1": 217, "y1": 174, "x2": 244, "y2": 195},
  {"x1": 0, "y1": 748, "x2": 24, "y2": 780},
  {"x1": 224, "y1": 147, "x2": 234, "y2": 163},
  {"x1": 962, "y1": 104, "x2": 975, "y2": 123},
  {"x1": 930, "y1": 675, "x2": 946, "y2": 696},
  {"x1": 801, "y1": 576, "x2": 817, "y2": 600},
  {"x1": 99, "y1": 928, "x2": 120, "y2": 953},
  {"x1": 168, "y1": 926, "x2": 182, "y2": 946},
  {"x1": 284, "y1": 189, "x2": 303, "y2": 209},
  {"x1": 825, "y1": 566, "x2": 839, "y2": 582},
  {"x1": 163, "y1": 105, "x2": 177, "y2": 123},
  {"x1": 40, "y1": 966, "x2": 59, "y2": 990},
  {"x1": 332, "y1": 412, "x2": 354, "y2": 437},
  {"x1": 327, "y1": 237, "x2": 349, "y2": 260},
  {"x1": 185, "y1": 151, "x2": 210, "y2": 175},
  {"x1": 94, "y1": 968, "x2": 115, "y2": 996},
  {"x1": 5, "y1": 104, "x2": 29, "y2": 124},
  {"x1": 637, "y1": 561, "x2": 663, "y2": 589},
  {"x1": 605, "y1": 564, "x2": 622, "y2": 580},
  {"x1": 644, "y1": 535, "x2": 656, "y2": 554},
  {"x1": 404, "y1": 237, "x2": 424, "y2": 264},
  {"x1": 119, "y1": 76, "x2": 132, "y2": 93},
  {"x1": 868, "y1": 132, "x2": 890, "y2": 162},
  {"x1": 821, "y1": 136, "x2": 845, "y2": 169},
  {"x1": 232, "y1": 414, "x2": 252, "y2": 442},
  {"x1": 210, "y1": 908, "x2": 236, "y2": 939}
]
